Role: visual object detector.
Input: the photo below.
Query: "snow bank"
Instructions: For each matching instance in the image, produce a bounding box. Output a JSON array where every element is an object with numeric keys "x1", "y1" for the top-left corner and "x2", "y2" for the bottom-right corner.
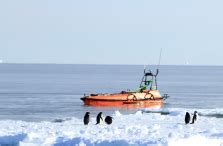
[
  {"x1": 0, "y1": 133, "x2": 27, "y2": 145},
  {"x1": 169, "y1": 135, "x2": 222, "y2": 146},
  {"x1": 0, "y1": 108, "x2": 223, "y2": 146}
]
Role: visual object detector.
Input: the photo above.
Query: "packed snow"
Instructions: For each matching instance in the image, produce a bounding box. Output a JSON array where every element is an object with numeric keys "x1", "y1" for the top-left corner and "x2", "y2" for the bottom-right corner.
[{"x1": 1, "y1": 108, "x2": 223, "y2": 146}]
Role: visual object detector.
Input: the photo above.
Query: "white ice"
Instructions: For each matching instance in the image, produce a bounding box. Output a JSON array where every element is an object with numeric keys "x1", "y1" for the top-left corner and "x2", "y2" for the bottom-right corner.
[{"x1": 1, "y1": 108, "x2": 223, "y2": 146}]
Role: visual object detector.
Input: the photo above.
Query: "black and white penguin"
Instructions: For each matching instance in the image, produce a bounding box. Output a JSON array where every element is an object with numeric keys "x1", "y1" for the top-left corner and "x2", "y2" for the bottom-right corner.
[
  {"x1": 105, "y1": 116, "x2": 113, "y2": 125},
  {"x1": 96, "y1": 112, "x2": 103, "y2": 125},
  {"x1": 83, "y1": 112, "x2": 90, "y2": 125},
  {"x1": 185, "y1": 112, "x2": 191, "y2": 124},
  {"x1": 191, "y1": 111, "x2": 198, "y2": 124}
]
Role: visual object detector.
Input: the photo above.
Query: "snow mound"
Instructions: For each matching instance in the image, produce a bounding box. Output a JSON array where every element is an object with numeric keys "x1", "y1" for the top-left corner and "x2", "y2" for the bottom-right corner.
[
  {"x1": 0, "y1": 108, "x2": 223, "y2": 146},
  {"x1": 0, "y1": 133, "x2": 27, "y2": 145}
]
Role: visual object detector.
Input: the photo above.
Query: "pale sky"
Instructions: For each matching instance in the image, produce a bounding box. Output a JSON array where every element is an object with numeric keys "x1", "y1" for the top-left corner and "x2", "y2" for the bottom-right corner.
[{"x1": 0, "y1": 0, "x2": 223, "y2": 65}]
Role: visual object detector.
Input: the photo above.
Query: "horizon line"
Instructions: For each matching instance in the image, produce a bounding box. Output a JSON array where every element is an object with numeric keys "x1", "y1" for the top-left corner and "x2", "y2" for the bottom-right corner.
[{"x1": 1, "y1": 62, "x2": 223, "y2": 67}]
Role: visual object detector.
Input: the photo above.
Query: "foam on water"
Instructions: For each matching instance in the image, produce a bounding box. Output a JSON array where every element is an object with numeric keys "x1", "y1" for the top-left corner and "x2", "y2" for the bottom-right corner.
[{"x1": 1, "y1": 108, "x2": 223, "y2": 146}]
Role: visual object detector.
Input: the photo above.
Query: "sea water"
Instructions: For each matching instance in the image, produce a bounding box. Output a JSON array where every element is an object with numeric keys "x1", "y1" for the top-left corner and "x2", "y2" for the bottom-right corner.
[
  {"x1": 0, "y1": 64, "x2": 222, "y2": 121},
  {"x1": 0, "y1": 64, "x2": 223, "y2": 145}
]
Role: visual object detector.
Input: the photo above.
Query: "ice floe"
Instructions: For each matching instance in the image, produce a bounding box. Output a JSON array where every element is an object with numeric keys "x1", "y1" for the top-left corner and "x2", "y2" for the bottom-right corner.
[{"x1": 0, "y1": 108, "x2": 223, "y2": 146}]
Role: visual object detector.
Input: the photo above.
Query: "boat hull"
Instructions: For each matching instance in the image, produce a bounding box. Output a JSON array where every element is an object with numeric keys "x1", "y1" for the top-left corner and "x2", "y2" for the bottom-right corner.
[{"x1": 81, "y1": 91, "x2": 164, "y2": 108}]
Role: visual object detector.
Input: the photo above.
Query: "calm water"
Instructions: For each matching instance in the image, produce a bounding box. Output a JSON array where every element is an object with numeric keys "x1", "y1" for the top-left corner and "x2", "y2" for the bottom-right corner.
[{"x1": 0, "y1": 64, "x2": 223, "y2": 121}]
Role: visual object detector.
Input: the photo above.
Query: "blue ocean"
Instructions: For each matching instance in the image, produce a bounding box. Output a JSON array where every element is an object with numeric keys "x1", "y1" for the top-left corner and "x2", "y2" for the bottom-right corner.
[{"x1": 0, "y1": 64, "x2": 222, "y2": 122}]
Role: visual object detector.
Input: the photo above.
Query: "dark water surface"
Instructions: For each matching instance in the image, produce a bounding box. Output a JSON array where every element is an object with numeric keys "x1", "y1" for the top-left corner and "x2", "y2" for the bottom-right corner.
[{"x1": 0, "y1": 64, "x2": 222, "y2": 121}]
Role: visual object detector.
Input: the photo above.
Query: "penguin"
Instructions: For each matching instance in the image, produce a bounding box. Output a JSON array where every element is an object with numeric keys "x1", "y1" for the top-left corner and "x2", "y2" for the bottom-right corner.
[
  {"x1": 96, "y1": 112, "x2": 103, "y2": 125},
  {"x1": 105, "y1": 116, "x2": 113, "y2": 125},
  {"x1": 191, "y1": 111, "x2": 198, "y2": 124},
  {"x1": 185, "y1": 112, "x2": 191, "y2": 124},
  {"x1": 83, "y1": 112, "x2": 90, "y2": 125}
]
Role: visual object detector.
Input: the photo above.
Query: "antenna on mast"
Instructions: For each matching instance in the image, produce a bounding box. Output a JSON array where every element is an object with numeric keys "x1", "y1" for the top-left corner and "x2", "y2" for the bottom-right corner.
[
  {"x1": 158, "y1": 48, "x2": 163, "y2": 68},
  {"x1": 155, "y1": 48, "x2": 163, "y2": 90}
]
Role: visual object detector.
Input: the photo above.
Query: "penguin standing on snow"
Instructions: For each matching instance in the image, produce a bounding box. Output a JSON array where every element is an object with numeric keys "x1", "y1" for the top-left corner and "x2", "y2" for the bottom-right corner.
[
  {"x1": 96, "y1": 112, "x2": 103, "y2": 125},
  {"x1": 105, "y1": 116, "x2": 113, "y2": 125},
  {"x1": 83, "y1": 112, "x2": 90, "y2": 125},
  {"x1": 191, "y1": 111, "x2": 198, "y2": 124},
  {"x1": 185, "y1": 112, "x2": 191, "y2": 124}
]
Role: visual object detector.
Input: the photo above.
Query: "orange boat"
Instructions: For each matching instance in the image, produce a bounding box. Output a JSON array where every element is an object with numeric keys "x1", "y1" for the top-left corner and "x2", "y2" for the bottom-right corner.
[{"x1": 81, "y1": 68, "x2": 169, "y2": 108}]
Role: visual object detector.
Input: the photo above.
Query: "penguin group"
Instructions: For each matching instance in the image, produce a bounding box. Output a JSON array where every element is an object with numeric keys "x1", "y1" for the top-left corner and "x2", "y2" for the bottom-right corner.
[
  {"x1": 185, "y1": 111, "x2": 198, "y2": 125},
  {"x1": 85, "y1": 111, "x2": 198, "y2": 125},
  {"x1": 83, "y1": 112, "x2": 113, "y2": 125}
]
